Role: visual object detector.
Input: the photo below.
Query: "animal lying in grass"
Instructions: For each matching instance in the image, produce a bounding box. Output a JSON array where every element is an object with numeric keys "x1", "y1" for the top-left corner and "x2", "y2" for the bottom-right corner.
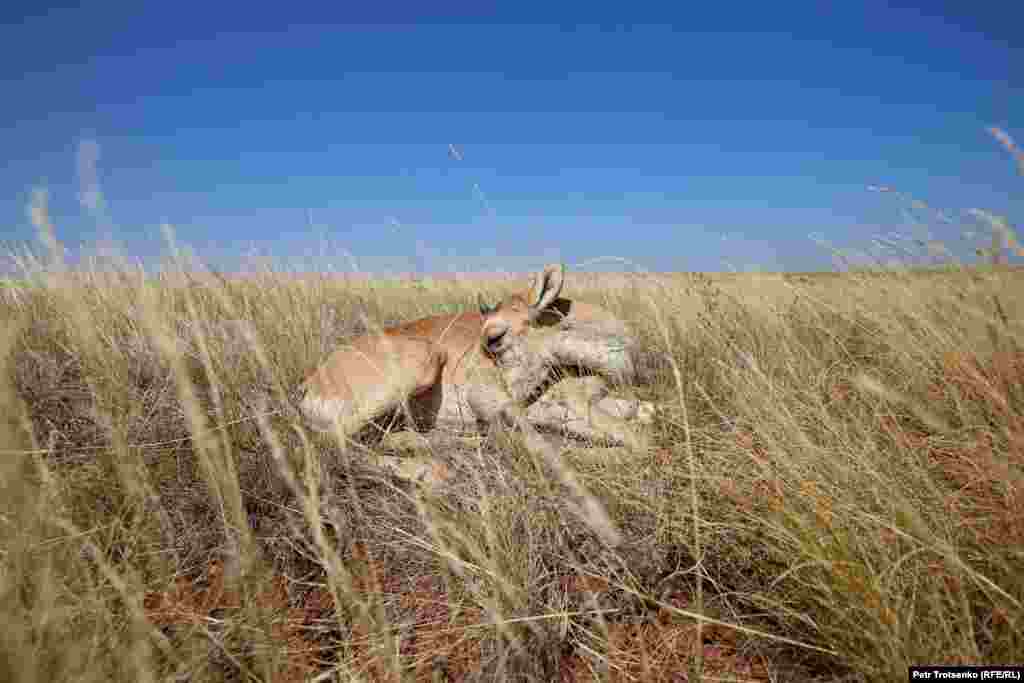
[{"x1": 298, "y1": 264, "x2": 654, "y2": 470}]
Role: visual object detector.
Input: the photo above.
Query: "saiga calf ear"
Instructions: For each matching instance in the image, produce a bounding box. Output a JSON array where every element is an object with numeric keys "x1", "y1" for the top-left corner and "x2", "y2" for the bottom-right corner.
[{"x1": 527, "y1": 263, "x2": 565, "y2": 319}]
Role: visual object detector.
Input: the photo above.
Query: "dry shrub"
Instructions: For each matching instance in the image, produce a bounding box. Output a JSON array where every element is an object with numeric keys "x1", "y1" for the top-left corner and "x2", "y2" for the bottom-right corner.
[
  {"x1": 558, "y1": 590, "x2": 770, "y2": 682},
  {"x1": 305, "y1": 541, "x2": 486, "y2": 682},
  {"x1": 144, "y1": 561, "x2": 324, "y2": 683}
]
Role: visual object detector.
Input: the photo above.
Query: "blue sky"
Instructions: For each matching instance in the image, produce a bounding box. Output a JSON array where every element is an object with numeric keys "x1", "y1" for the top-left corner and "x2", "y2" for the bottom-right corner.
[{"x1": 1, "y1": 2, "x2": 1020, "y2": 274}]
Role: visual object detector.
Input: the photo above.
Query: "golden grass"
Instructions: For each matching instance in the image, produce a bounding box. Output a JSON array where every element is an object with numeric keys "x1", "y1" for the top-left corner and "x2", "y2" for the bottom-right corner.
[{"x1": 2, "y1": 194, "x2": 1024, "y2": 680}]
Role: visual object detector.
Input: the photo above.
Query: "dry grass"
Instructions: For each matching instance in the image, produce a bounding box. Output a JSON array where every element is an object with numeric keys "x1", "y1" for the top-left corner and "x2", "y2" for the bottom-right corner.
[{"x1": 2, "y1": 205, "x2": 1023, "y2": 681}]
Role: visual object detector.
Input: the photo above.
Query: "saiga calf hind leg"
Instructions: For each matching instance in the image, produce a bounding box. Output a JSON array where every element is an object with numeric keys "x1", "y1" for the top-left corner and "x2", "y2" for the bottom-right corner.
[{"x1": 299, "y1": 335, "x2": 447, "y2": 440}]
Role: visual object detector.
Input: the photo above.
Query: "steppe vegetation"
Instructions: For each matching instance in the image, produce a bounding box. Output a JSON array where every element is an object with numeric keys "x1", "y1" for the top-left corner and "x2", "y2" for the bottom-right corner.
[{"x1": 2, "y1": 151, "x2": 1023, "y2": 680}]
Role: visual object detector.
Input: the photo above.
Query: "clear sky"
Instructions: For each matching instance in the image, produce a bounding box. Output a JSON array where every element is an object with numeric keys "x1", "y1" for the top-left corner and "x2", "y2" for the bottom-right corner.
[{"x1": 1, "y1": 2, "x2": 1021, "y2": 275}]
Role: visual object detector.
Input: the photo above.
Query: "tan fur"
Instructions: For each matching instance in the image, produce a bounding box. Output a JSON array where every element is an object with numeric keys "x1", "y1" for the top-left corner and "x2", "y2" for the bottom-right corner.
[{"x1": 299, "y1": 264, "x2": 650, "y2": 448}]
